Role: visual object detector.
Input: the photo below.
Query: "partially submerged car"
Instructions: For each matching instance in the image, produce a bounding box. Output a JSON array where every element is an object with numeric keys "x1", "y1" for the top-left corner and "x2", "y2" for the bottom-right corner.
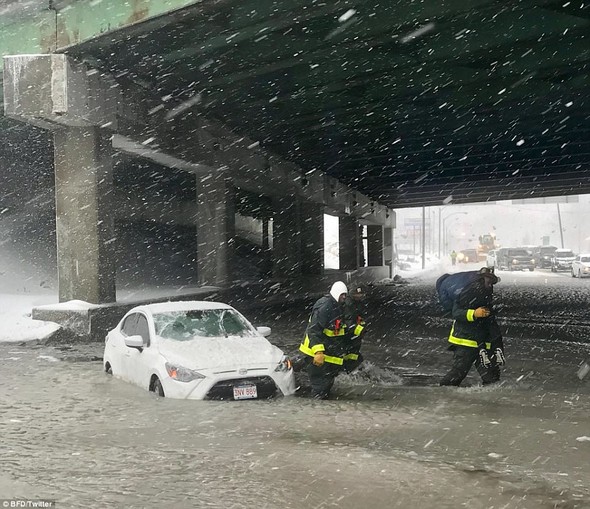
[
  {"x1": 103, "y1": 301, "x2": 297, "y2": 400},
  {"x1": 551, "y1": 249, "x2": 575, "y2": 272}
]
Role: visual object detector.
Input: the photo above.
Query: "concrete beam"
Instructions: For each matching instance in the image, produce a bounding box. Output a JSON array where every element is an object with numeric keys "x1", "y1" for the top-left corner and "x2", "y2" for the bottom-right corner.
[
  {"x1": 179, "y1": 116, "x2": 395, "y2": 225},
  {"x1": 112, "y1": 134, "x2": 213, "y2": 174},
  {"x1": 3, "y1": 54, "x2": 119, "y2": 129},
  {"x1": 2, "y1": 52, "x2": 394, "y2": 228}
]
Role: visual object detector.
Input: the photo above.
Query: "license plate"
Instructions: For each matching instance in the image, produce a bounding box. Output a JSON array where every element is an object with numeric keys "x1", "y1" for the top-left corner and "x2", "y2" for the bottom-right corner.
[{"x1": 233, "y1": 384, "x2": 258, "y2": 400}]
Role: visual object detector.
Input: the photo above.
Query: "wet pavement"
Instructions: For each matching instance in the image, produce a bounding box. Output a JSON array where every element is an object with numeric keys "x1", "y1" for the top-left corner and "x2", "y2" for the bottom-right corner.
[{"x1": 1, "y1": 269, "x2": 589, "y2": 508}]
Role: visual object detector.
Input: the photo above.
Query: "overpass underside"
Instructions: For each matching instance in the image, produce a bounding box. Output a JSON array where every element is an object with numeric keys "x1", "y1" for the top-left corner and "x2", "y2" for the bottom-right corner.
[{"x1": 0, "y1": 0, "x2": 588, "y2": 304}]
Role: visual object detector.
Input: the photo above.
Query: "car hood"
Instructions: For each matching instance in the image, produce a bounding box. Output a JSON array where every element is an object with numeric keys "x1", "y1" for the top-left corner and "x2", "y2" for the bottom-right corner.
[
  {"x1": 555, "y1": 256, "x2": 575, "y2": 261},
  {"x1": 156, "y1": 335, "x2": 284, "y2": 371}
]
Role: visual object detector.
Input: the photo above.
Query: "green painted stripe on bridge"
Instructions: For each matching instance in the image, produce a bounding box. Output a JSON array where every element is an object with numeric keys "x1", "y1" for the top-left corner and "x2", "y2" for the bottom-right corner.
[
  {"x1": 0, "y1": 0, "x2": 202, "y2": 72},
  {"x1": 0, "y1": 12, "x2": 57, "y2": 69}
]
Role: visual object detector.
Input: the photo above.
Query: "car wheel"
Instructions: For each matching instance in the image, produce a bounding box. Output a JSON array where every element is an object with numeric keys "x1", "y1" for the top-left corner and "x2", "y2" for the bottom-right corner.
[
  {"x1": 578, "y1": 270, "x2": 582, "y2": 279},
  {"x1": 105, "y1": 363, "x2": 113, "y2": 375},
  {"x1": 151, "y1": 377, "x2": 165, "y2": 397},
  {"x1": 572, "y1": 269, "x2": 576, "y2": 278}
]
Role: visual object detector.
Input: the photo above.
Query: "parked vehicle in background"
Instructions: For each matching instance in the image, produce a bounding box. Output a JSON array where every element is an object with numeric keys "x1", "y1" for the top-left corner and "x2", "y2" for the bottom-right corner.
[
  {"x1": 551, "y1": 249, "x2": 576, "y2": 272},
  {"x1": 533, "y1": 245, "x2": 558, "y2": 268},
  {"x1": 457, "y1": 248, "x2": 478, "y2": 263},
  {"x1": 496, "y1": 247, "x2": 535, "y2": 271},
  {"x1": 486, "y1": 249, "x2": 497, "y2": 268},
  {"x1": 571, "y1": 254, "x2": 590, "y2": 278}
]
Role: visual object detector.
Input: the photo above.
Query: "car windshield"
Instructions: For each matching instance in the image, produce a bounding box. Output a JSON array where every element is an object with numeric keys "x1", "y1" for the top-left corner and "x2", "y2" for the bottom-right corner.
[
  {"x1": 507, "y1": 249, "x2": 529, "y2": 256},
  {"x1": 540, "y1": 247, "x2": 557, "y2": 255},
  {"x1": 556, "y1": 251, "x2": 574, "y2": 257},
  {"x1": 153, "y1": 309, "x2": 257, "y2": 340},
  {"x1": 581, "y1": 257, "x2": 590, "y2": 263}
]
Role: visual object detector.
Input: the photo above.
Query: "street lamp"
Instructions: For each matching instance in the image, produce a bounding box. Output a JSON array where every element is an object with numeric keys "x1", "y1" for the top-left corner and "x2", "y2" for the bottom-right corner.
[{"x1": 441, "y1": 212, "x2": 468, "y2": 256}]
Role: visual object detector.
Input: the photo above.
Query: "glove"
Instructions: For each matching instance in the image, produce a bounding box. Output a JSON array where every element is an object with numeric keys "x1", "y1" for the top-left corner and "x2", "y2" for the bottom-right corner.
[
  {"x1": 313, "y1": 352, "x2": 325, "y2": 366},
  {"x1": 494, "y1": 348, "x2": 506, "y2": 366},
  {"x1": 474, "y1": 307, "x2": 491, "y2": 318},
  {"x1": 479, "y1": 349, "x2": 491, "y2": 369}
]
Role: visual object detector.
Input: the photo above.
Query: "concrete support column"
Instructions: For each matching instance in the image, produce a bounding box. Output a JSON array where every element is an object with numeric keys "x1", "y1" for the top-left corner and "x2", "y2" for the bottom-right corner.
[
  {"x1": 261, "y1": 218, "x2": 272, "y2": 276},
  {"x1": 301, "y1": 202, "x2": 324, "y2": 275},
  {"x1": 339, "y1": 216, "x2": 359, "y2": 270},
  {"x1": 384, "y1": 227, "x2": 394, "y2": 277},
  {"x1": 272, "y1": 196, "x2": 302, "y2": 278},
  {"x1": 54, "y1": 127, "x2": 116, "y2": 304},
  {"x1": 367, "y1": 224, "x2": 384, "y2": 267},
  {"x1": 196, "y1": 171, "x2": 235, "y2": 286}
]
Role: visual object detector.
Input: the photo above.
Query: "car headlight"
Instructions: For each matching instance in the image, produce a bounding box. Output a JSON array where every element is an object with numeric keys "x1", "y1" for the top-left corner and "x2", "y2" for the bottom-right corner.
[
  {"x1": 165, "y1": 362, "x2": 206, "y2": 382},
  {"x1": 274, "y1": 355, "x2": 292, "y2": 372},
  {"x1": 512, "y1": 259, "x2": 518, "y2": 264}
]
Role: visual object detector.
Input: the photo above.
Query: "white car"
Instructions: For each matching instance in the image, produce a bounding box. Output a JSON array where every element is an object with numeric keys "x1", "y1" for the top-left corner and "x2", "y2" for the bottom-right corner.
[
  {"x1": 551, "y1": 249, "x2": 576, "y2": 272},
  {"x1": 103, "y1": 301, "x2": 297, "y2": 400},
  {"x1": 571, "y1": 254, "x2": 590, "y2": 278}
]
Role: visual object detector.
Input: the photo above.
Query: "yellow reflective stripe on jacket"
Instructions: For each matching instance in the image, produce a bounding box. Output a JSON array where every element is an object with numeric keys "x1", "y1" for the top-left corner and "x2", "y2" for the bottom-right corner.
[
  {"x1": 448, "y1": 324, "x2": 491, "y2": 349},
  {"x1": 299, "y1": 336, "x2": 344, "y2": 365},
  {"x1": 343, "y1": 353, "x2": 359, "y2": 361},
  {"x1": 299, "y1": 336, "x2": 325, "y2": 356},
  {"x1": 324, "y1": 354, "x2": 343, "y2": 365},
  {"x1": 466, "y1": 309, "x2": 476, "y2": 322},
  {"x1": 353, "y1": 324, "x2": 364, "y2": 336},
  {"x1": 323, "y1": 327, "x2": 346, "y2": 337}
]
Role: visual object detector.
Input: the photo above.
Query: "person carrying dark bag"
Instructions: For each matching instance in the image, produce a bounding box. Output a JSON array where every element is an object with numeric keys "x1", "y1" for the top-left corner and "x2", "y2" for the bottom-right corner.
[{"x1": 438, "y1": 267, "x2": 506, "y2": 387}]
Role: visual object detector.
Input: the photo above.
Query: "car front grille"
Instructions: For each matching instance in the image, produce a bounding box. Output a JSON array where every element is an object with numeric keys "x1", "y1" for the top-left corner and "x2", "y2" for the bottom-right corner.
[{"x1": 206, "y1": 376, "x2": 278, "y2": 400}]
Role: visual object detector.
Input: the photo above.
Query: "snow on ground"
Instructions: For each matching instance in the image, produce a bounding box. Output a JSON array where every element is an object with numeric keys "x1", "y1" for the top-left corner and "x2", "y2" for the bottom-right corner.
[{"x1": 0, "y1": 292, "x2": 60, "y2": 343}]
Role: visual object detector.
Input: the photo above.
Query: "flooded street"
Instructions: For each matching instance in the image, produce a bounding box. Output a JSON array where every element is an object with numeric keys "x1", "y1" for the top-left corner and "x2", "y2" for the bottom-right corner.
[{"x1": 1, "y1": 271, "x2": 590, "y2": 508}]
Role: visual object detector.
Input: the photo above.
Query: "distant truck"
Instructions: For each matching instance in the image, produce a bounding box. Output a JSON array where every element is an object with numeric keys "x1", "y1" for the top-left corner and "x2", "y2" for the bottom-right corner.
[{"x1": 477, "y1": 234, "x2": 498, "y2": 261}]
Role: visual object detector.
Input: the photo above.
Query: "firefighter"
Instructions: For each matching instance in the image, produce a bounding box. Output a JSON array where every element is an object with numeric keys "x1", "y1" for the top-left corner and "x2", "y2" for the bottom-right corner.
[
  {"x1": 439, "y1": 267, "x2": 506, "y2": 386},
  {"x1": 299, "y1": 281, "x2": 348, "y2": 399}
]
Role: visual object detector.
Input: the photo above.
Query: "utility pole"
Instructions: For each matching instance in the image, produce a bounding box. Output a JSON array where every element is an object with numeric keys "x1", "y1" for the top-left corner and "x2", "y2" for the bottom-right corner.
[
  {"x1": 557, "y1": 203, "x2": 564, "y2": 248},
  {"x1": 422, "y1": 206, "x2": 426, "y2": 270},
  {"x1": 438, "y1": 207, "x2": 441, "y2": 258}
]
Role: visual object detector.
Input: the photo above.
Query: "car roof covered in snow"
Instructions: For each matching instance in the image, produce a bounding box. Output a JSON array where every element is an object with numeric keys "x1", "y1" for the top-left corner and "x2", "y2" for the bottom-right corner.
[{"x1": 129, "y1": 301, "x2": 233, "y2": 315}]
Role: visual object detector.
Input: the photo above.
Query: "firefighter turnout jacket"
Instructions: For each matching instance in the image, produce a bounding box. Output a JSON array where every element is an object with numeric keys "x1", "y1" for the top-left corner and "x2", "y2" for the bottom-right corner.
[
  {"x1": 448, "y1": 277, "x2": 503, "y2": 350},
  {"x1": 299, "y1": 295, "x2": 348, "y2": 366}
]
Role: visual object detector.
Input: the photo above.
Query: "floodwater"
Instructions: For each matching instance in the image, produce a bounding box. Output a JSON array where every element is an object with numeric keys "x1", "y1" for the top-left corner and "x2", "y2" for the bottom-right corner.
[{"x1": 1, "y1": 270, "x2": 589, "y2": 508}]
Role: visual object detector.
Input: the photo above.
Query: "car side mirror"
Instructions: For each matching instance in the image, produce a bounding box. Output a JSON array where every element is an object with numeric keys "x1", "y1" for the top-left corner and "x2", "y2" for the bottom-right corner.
[
  {"x1": 124, "y1": 335, "x2": 144, "y2": 350},
  {"x1": 256, "y1": 326, "x2": 271, "y2": 337}
]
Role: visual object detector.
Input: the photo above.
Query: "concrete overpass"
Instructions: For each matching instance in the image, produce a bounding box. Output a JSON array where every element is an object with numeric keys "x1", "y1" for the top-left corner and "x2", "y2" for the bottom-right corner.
[{"x1": 1, "y1": 0, "x2": 589, "y2": 306}]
